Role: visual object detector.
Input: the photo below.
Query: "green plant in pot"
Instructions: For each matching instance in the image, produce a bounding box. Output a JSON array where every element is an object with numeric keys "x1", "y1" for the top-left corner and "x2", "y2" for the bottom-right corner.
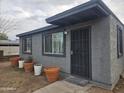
[{"x1": 24, "y1": 56, "x2": 34, "y2": 72}]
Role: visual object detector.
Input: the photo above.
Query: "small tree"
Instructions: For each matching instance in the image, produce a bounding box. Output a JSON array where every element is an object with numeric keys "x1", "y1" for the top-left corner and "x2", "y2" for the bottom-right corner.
[
  {"x1": 0, "y1": 1, "x2": 18, "y2": 40},
  {"x1": 0, "y1": 16, "x2": 17, "y2": 34},
  {"x1": 0, "y1": 33, "x2": 8, "y2": 40}
]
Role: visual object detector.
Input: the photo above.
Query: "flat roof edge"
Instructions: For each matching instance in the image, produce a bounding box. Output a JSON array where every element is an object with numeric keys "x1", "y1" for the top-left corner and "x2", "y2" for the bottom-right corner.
[
  {"x1": 46, "y1": 0, "x2": 124, "y2": 27},
  {"x1": 46, "y1": 4, "x2": 98, "y2": 23},
  {"x1": 46, "y1": 1, "x2": 97, "y2": 23},
  {"x1": 98, "y1": 0, "x2": 124, "y2": 27},
  {"x1": 0, "y1": 44, "x2": 19, "y2": 46},
  {"x1": 46, "y1": 0, "x2": 109, "y2": 23},
  {"x1": 17, "y1": 0, "x2": 124, "y2": 37},
  {"x1": 16, "y1": 25, "x2": 58, "y2": 37}
]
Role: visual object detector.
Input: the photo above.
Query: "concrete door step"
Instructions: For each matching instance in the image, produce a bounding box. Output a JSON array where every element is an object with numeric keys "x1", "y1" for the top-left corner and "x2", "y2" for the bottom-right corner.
[
  {"x1": 64, "y1": 76, "x2": 89, "y2": 86},
  {"x1": 33, "y1": 81, "x2": 92, "y2": 93}
]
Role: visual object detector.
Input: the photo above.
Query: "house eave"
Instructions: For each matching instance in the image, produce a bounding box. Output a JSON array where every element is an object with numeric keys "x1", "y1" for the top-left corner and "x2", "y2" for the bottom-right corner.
[
  {"x1": 46, "y1": 0, "x2": 110, "y2": 25},
  {"x1": 16, "y1": 0, "x2": 124, "y2": 37},
  {"x1": 16, "y1": 25, "x2": 59, "y2": 37}
]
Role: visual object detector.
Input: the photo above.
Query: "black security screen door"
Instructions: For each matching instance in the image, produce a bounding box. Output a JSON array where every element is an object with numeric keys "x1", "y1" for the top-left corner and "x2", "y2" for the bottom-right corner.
[{"x1": 71, "y1": 27, "x2": 91, "y2": 79}]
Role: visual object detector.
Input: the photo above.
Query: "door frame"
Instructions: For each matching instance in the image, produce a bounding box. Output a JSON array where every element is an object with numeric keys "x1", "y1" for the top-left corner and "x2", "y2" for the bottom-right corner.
[{"x1": 70, "y1": 26, "x2": 92, "y2": 80}]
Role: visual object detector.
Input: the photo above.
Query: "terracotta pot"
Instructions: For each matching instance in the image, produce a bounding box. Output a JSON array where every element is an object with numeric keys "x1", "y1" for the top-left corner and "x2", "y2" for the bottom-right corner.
[
  {"x1": 44, "y1": 67, "x2": 60, "y2": 82},
  {"x1": 10, "y1": 57, "x2": 20, "y2": 67},
  {"x1": 24, "y1": 62, "x2": 33, "y2": 72}
]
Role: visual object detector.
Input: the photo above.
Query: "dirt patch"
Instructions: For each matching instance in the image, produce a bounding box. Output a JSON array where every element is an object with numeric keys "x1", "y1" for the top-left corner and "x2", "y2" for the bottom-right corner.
[
  {"x1": 88, "y1": 87, "x2": 113, "y2": 93},
  {"x1": 113, "y1": 78, "x2": 124, "y2": 93},
  {"x1": 87, "y1": 78, "x2": 124, "y2": 93},
  {"x1": 0, "y1": 62, "x2": 124, "y2": 93},
  {"x1": 0, "y1": 62, "x2": 49, "y2": 93}
]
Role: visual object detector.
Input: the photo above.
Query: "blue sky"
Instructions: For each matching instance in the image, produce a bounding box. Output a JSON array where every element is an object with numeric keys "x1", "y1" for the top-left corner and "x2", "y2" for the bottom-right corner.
[{"x1": 0, "y1": 0, "x2": 124, "y2": 40}]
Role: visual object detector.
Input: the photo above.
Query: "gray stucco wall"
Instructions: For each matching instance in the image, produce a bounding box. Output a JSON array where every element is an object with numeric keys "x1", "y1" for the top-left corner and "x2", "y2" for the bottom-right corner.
[
  {"x1": 19, "y1": 16, "x2": 111, "y2": 86},
  {"x1": 110, "y1": 15, "x2": 124, "y2": 89},
  {"x1": 91, "y1": 17, "x2": 111, "y2": 85},
  {"x1": 20, "y1": 31, "x2": 71, "y2": 73}
]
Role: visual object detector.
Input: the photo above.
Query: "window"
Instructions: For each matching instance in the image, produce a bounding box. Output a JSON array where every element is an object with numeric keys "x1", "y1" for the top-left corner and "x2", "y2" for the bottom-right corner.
[
  {"x1": 23, "y1": 37, "x2": 32, "y2": 54},
  {"x1": 117, "y1": 26, "x2": 123, "y2": 58},
  {"x1": 43, "y1": 32, "x2": 65, "y2": 56}
]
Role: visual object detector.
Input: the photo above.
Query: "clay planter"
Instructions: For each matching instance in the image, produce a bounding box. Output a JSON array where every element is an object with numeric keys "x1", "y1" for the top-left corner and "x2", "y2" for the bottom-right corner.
[
  {"x1": 10, "y1": 57, "x2": 20, "y2": 67},
  {"x1": 44, "y1": 67, "x2": 60, "y2": 82},
  {"x1": 24, "y1": 62, "x2": 34, "y2": 72}
]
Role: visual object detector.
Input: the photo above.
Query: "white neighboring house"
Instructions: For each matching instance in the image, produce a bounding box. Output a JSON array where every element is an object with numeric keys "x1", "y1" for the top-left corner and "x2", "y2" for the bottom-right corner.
[{"x1": 0, "y1": 40, "x2": 19, "y2": 57}]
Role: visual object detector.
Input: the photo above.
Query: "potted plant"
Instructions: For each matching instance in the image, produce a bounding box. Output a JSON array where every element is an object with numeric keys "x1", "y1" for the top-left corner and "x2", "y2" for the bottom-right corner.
[
  {"x1": 34, "y1": 64, "x2": 42, "y2": 76},
  {"x1": 18, "y1": 57, "x2": 25, "y2": 68},
  {"x1": 10, "y1": 56, "x2": 20, "y2": 67},
  {"x1": 44, "y1": 67, "x2": 60, "y2": 82},
  {"x1": 24, "y1": 56, "x2": 34, "y2": 72}
]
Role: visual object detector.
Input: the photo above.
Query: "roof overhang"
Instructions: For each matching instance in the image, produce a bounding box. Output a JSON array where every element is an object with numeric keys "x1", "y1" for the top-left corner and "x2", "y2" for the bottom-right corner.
[
  {"x1": 0, "y1": 40, "x2": 19, "y2": 46},
  {"x1": 46, "y1": 0, "x2": 110, "y2": 25},
  {"x1": 17, "y1": 0, "x2": 124, "y2": 37},
  {"x1": 16, "y1": 25, "x2": 59, "y2": 37}
]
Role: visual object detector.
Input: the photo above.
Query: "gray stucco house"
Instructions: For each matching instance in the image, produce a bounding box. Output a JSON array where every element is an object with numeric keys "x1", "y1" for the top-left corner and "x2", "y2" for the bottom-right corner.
[{"x1": 17, "y1": 0, "x2": 124, "y2": 90}]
